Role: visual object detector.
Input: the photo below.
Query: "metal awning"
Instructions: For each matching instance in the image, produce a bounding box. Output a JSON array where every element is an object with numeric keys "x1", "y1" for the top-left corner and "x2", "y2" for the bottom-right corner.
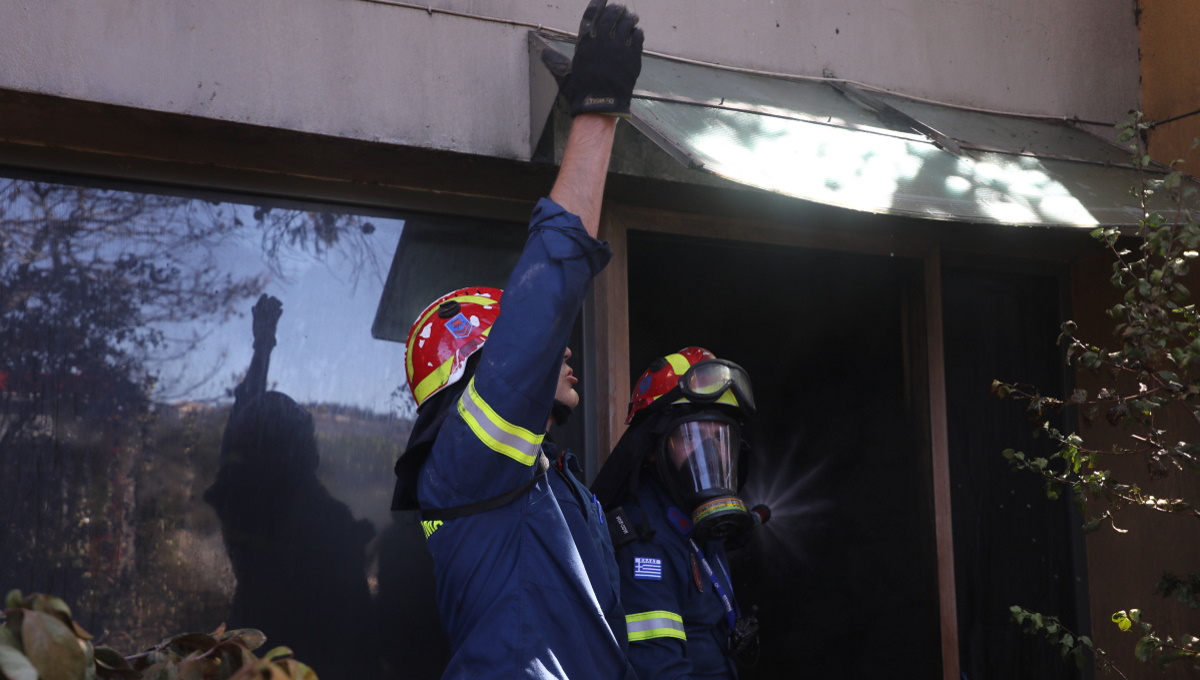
[{"x1": 531, "y1": 34, "x2": 1186, "y2": 228}]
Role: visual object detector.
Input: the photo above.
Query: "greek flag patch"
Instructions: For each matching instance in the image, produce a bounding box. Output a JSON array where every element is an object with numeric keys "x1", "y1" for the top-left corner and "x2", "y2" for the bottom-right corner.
[{"x1": 634, "y1": 557, "x2": 663, "y2": 581}]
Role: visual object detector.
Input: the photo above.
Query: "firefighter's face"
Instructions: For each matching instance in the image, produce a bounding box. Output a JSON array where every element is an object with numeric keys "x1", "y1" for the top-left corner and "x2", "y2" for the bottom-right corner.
[
  {"x1": 554, "y1": 347, "x2": 580, "y2": 410},
  {"x1": 665, "y1": 420, "x2": 727, "y2": 470}
]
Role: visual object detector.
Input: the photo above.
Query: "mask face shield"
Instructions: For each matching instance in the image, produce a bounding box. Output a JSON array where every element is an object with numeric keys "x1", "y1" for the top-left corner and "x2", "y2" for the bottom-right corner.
[
  {"x1": 666, "y1": 418, "x2": 740, "y2": 494},
  {"x1": 659, "y1": 412, "x2": 752, "y2": 540}
]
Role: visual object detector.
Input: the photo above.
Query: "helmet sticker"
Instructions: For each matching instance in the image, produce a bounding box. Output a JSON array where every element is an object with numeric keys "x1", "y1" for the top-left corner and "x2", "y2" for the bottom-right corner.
[
  {"x1": 459, "y1": 336, "x2": 485, "y2": 359},
  {"x1": 633, "y1": 557, "x2": 663, "y2": 581},
  {"x1": 445, "y1": 312, "x2": 473, "y2": 339},
  {"x1": 637, "y1": 374, "x2": 653, "y2": 394}
]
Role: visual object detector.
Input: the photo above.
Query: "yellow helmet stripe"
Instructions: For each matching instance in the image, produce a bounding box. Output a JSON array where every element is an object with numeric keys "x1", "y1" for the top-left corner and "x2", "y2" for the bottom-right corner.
[
  {"x1": 625, "y1": 610, "x2": 686, "y2": 642},
  {"x1": 664, "y1": 353, "x2": 692, "y2": 376},
  {"x1": 410, "y1": 326, "x2": 494, "y2": 405},
  {"x1": 666, "y1": 389, "x2": 739, "y2": 408},
  {"x1": 405, "y1": 294, "x2": 500, "y2": 383},
  {"x1": 456, "y1": 377, "x2": 544, "y2": 466}
]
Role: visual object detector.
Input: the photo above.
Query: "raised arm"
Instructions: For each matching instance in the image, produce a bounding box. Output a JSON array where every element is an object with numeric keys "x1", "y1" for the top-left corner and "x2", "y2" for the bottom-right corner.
[
  {"x1": 232, "y1": 294, "x2": 282, "y2": 415},
  {"x1": 550, "y1": 114, "x2": 618, "y2": 238},
  {"x1": 543, "y1": 0, "x2": 643, "y2": 237}
]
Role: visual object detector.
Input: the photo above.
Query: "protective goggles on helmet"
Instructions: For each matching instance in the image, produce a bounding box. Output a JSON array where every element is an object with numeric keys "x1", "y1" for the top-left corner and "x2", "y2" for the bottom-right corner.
[{"x1": 673, "y1": 359, "x2": 756, "y2": 415}]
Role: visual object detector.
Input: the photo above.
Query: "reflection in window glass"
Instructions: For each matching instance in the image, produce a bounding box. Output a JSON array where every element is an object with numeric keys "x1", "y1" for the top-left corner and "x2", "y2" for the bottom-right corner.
[{"x1": 0, "y1": 177, "x2": 450, "y2": 679}]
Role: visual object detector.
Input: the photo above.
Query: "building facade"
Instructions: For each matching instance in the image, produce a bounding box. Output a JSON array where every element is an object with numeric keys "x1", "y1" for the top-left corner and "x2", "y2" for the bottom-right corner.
[{"x1": 2, "y1": 1, "x2": 1197, "y2": 678}]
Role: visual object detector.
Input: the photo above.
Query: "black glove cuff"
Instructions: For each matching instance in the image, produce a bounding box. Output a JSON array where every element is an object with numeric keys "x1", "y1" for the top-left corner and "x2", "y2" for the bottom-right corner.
[{"x1": 571, "y1": 95, "x2": 632, "y2": 117}]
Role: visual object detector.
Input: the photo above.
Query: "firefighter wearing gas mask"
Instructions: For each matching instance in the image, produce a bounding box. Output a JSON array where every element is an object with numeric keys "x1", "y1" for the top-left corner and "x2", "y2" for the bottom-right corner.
[{"x1": 592, "y1": 347, "x2": 763, "y2": 680}]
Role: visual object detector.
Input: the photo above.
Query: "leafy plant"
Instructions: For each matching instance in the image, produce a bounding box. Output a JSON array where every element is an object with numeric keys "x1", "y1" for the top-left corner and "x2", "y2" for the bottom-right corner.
[
  {"x1": 0, "y1": 590, "x2": 318, "y2": 680},
  {"x1": 994, "y1": 112, "x2": 1200, "y2": 674},
  {"x1": 1110, "y1": 608, "x2": 1200, "y2": 672},
  {"x1": 1010, "y1": 606, "x2": 1110, "y2": 674}
]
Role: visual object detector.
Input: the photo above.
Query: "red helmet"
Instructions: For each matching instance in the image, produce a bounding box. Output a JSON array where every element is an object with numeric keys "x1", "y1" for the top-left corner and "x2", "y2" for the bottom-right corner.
[
  {"x1": 405, "y1": 286, "x2": 502, "y2": 407},
  {"x1": 626, "y1": 346, "x2": 755, "y2": 424}
]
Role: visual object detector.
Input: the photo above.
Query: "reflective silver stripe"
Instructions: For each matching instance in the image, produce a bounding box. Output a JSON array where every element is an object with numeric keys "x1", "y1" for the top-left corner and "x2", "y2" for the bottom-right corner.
[
  {"x1": 625, "y1": 610, "x2": 686, "y2": 642},
  {"x1": 457, "y1": 377, "x2": 543, "y2": 466}
]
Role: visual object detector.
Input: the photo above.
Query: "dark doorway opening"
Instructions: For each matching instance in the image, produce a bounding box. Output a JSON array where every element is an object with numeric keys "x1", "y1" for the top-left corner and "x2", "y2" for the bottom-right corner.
[
  {"x1": 942, "y1": 262, "x2": 1088, "y2": 680},
  {"x1": 626, "y1": 229, "x2": 941, "y2": 676}
]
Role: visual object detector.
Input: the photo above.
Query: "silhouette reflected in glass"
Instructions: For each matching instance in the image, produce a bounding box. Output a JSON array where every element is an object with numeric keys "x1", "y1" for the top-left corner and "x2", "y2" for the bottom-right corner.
[{"x1": 204, "y1": 294, "x2": 380, "y2": 680}]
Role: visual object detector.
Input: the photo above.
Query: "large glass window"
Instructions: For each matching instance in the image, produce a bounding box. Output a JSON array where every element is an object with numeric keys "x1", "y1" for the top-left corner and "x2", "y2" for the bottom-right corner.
[{"x1": 0, "y1": 173, "x2": 489, "y2": 679}]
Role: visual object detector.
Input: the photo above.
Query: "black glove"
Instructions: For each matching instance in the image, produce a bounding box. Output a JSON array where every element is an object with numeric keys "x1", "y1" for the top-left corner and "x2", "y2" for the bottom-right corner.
[{"x1": 541, "y1": 0, "x2": 644, "y2": 117}]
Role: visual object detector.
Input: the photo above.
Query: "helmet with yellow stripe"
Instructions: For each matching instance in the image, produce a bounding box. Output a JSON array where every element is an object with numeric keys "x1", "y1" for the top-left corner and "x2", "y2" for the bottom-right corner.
[
  {"x1": 626, "y1": 347, "x2": 755, "y2": 424},
  {"x1": 622, "y1": 346, "x2": 757, "y2": 540},
  {"x1": 405, "y1": 286, "x2": 502, "y2": 408}
]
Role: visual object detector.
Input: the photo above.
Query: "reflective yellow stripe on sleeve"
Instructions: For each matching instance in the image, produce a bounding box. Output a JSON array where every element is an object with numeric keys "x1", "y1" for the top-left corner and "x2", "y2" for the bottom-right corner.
[
  {"x1": 625, "y1": 610, "x2": 686, "y2": 642},
  {"x1": 457, "y1": 377, "x2": 544, "y2": 466}
]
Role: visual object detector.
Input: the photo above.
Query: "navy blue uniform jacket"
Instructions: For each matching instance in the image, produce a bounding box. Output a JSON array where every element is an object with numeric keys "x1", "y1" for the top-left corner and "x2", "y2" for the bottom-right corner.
[
  {"x1": 617, "y1": 478, "x2": 738, "y2": 680},
  {"x1": 416, "y1": 198, "x2": 635, "y2": 680}
]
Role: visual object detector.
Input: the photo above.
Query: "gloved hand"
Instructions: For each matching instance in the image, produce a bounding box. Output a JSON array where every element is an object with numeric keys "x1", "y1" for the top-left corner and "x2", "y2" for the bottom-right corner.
[{"x1": 541, "y1": 0, "x2": 644, "y2": 117}]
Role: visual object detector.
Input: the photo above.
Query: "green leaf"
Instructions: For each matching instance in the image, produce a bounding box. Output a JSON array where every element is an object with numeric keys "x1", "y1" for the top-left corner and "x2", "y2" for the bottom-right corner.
[
  {"x1": 29, "y1": 594, "x2": 73, "y2": 622},
  {"x1": 21, "y1": 609, "x2": 87, "y2": 680},
  {"x1": 222, "y1": 629, "x2": 266, "y2": 652},
  {"x1": 4, "y1": 590, "x2": 23, "y2": 610},
  {"x1": 1155, "y1": 648, "x2": 1191, "y2": 668},
  {"x1": 139, "y1": 661, "x2": 178, "y2": 680},
  {"x1": 1046, "y1": 483, "x2": 1061, "y2": 501},
  {"x1": 1135, "y1": 635, "x2": 1158, "y2": 661},
  {"x1": 262, "y1": 646, "x2": 295, "y2": 663},
  {"x1": 161, "y1": 632, "x2": 217, "y2": 655},
  {"x1": 94, "y1": 645, "x2": 132, "y2": 670},
  {"x1": 0, "y1": 645, "x2": 39, "y2": 680},
  {"x1": 277, "y1": 658, "x2": 320, "y2": 680},
  {"x1": 0, "y1": 626, "x2": 38, "y2": 680},
  {"x1": 82, "y1": 641, "x2": 96, "y2": 680},
  {"x1": 1113, "y1": 611, "x2": 1132, "y2": 632}
]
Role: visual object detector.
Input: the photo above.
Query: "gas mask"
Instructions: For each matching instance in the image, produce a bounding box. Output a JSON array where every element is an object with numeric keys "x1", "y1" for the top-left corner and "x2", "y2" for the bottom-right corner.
[{"x1": 657, "y1": 410, "x2": 753, "y2": 540}]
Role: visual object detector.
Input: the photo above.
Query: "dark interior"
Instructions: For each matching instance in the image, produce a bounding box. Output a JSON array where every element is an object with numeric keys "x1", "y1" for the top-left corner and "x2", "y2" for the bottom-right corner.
[
  {"x1": 942, "y1": 262, "x2": 1089, "y2": 680},
  {"x1": 626, "y1": 229, "x2": 942, "y2": 677}
]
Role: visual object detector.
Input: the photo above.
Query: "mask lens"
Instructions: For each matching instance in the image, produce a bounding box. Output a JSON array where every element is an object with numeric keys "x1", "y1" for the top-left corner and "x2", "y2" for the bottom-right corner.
[{"x1": 665, "y1": 420, "x2": 738, "y2": 493}]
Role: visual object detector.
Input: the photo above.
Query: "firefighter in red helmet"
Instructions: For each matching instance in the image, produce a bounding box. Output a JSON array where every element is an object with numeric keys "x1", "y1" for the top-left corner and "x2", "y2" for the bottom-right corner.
[
  {"x1": 389, "y1": 1, "x2": 643, "y2": 677},
  {"x1": 593, "y1": 347, "x2": 764, "y2": 680}
]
